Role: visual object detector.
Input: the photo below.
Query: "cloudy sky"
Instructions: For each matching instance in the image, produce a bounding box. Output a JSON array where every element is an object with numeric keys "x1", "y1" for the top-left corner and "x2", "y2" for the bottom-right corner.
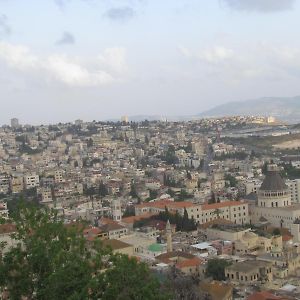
[{"x1": 0, "y1": 0, "x2": 300, "y2": 124}]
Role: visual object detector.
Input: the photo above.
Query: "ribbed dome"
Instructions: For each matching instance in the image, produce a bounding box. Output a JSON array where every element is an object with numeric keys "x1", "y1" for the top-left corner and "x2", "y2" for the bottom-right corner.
[{"x1": 260, "y1": 170, "x2": 288, "y2": 191}]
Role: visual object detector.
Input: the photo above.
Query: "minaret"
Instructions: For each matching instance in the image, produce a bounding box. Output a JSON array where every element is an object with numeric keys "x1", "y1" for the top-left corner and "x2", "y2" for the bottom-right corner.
[{"x1": 166, "y1": 220, "x2": 173, "y2": 253}]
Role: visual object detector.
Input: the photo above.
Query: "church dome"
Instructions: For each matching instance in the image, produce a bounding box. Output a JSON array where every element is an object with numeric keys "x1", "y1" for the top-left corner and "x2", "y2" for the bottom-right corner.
[{"x1": 260, "y1": 165, "x2": 287, "y2": 191}]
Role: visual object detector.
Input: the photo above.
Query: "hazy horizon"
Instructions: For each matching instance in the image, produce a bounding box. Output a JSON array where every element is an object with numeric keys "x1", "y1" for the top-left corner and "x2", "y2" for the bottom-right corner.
[{"x1": 1, "y1": 0, "x2": 300, "y2": 124}]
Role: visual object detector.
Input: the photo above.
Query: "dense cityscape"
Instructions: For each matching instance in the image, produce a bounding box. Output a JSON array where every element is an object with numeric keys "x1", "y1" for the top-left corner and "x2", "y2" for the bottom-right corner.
[
  {"x1": 2, "y1": 116, "x2": 300, "y2": 298},
  {"x1": 2, "y1": 0, "x2": 300, "y2": 299}
]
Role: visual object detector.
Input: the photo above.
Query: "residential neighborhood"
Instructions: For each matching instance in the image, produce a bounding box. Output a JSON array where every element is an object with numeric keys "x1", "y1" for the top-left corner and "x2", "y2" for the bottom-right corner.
[{"x1": 2, "y1": 116, "x2": 300, "y2": 299}]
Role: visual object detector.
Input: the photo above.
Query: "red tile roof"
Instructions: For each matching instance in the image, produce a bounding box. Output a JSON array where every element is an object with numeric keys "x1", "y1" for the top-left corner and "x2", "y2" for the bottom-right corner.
[
  {"x1": 200, "y1": 281, "x2": 233, "y2": 300},
  {"x1": 0, "y1": 223, "x2": 16, "y2": 234},
  {"x1": 99, "y1": 217, "x2": 119, "y2": 225},
  {"x1": 282, "y1": 234, "x2": 293, "y2": 242},
  {"x1": 102, "y1": 239, "x2": 132, "y2": 250},
  {"x1": 122, "y1": 213, "x2": 157, "y2": 224},
  {"x1": 247, "y1": 291, "x2": 287, "y2": 300},
  {"x1": 176, "y1": 257, "x2": 204, "y2": 269},
  {"x1": 83, "y1": 227, "x2": 103, "y2": 235},
  {"x1": 136, "y1": 200, "x2": 195, "y2": 210}
]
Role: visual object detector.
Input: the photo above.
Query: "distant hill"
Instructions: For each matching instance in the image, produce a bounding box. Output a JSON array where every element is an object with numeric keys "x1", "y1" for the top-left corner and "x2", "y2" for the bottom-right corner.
[{"x1": 198, "y1": 96, "x2": 300, "y2": 123}]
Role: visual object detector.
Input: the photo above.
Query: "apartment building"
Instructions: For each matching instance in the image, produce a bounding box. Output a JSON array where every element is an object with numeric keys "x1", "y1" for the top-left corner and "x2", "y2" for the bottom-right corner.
[
  {"x1": 11, "y1": 175, "x2": 24, "y2": 194},
  {"x1": 24, "y1": 173, "x2": 40, "y2": 189},
  {"x1": 54, "y1": 170, "x2": 65, "y2": 183},
  {"x1": 0, "y1": 173, "x2": 10, "y2": 194},
  {"x1": 286, "y1": 179, "x2": 300, "y2": 203},
  {"x1": 135, "y1": 199, "x2": 249, "y2": 225}
]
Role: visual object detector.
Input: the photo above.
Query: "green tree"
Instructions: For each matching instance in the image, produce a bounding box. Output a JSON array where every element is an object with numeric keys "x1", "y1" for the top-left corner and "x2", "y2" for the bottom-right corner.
[
  {"x1": 130, "y1": 183, "x2": 139, "y2": 199},
  {"x1": 84, "y1": 186, "x2": 96, "y2": 196},
  {"x1": 164, "y1": 174, "x2": 177, "y2": 188},
  {"x1": 225, "y1": 174, "x2": 237, "y2": 188},
  {"x1": 0, "y1": 203, "x2": 170, "y2": 300},
  {"x1": 209, "y1": 192, "x2": 216, "y2": 204},
  {"x1": 148, "y1": 189, "x2": 158, "y2": 200},
  {"x1": 139, "y1": 207, "x2": 197, "y2": 232},
  {"x1": 273, "y1": 228, "x2": 281, "y2": 236},
  {"x1": 123, "y1": 205, "x2": 135, "y2": 218},
  {"x1": 177, "y1": 189, "x2": 192, "y2": 202},
  {"x1": 99, "y1": 181, "x2": 108, "y2": 197},
  {"x1": 87, "y1": 138, "x2": 94, "y2": 147},
  {"x1": 167, "y1": 188, "x2": 176, "y2": 197},
  {"x1": 164, "y1": 145, "x2": 178, "y2": 165},
  {"x1": 206, "y1": 258, "x2": 231, "y2": 281},
  {"x1": 101, "y1": 255, "x2": 168, "y2": 300}
]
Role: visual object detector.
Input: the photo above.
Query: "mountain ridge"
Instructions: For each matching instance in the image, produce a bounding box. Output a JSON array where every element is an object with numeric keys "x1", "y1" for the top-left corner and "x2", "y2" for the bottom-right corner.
[
  {"x1": 198, "y1": 96, "x2": 300, "y2": 123},
  {"x1": 108, "y1": 96, "x2": 300, "y2": 123}
]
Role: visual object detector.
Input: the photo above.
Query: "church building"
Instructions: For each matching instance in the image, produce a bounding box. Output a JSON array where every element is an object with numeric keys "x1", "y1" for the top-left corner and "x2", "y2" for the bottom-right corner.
[{"x1": 250, "y1": 164, "x2": 300, "y2": 231}]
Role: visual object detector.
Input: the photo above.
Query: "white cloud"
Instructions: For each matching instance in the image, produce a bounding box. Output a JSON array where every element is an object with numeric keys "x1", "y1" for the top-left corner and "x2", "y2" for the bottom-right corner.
[
  {"x1": 0, "y1": 42, "x2": 38, "y2": 70},
  {"x1": 256, "y1": 44, "x2": 300, "y2": 78},
  {"x1": 97, "y1": 47, "x2": 127, "y2": 74},
  {"x1": 177, "y1": 46, "x2": 191, "y2": 58},
  {"x1": 45, "y1": 55, "x2": 113, "y2": 86},
  {"x1": 0, "y1": 42, "x2": 126, "y2": 87},
  {"x1": 178, "y1": 43, "x2": 300, "y2": 84},
  {"x1": 178, "y1": 45, "x2": 234, "y2": 64},
  {"x1": 197, "y1": 46, "x2": 234, "y2": 63}
]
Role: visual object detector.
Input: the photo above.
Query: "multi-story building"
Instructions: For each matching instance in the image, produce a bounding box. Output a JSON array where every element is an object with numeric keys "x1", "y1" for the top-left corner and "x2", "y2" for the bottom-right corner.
[
  {"x1": 225, "y1": 260, "x2": 273, "y2": 284},
  {"x1": 24, "y1": 173, "x2": 40, "y2": 189},
  {"x1": 10, "y1": 175, "x2": 24, "y2": 194},
  {"x1": 54, "y1": 170, "x2": 65, "y2": 183},
  {"x1": 0, "y1": 202, "x2": 9, "y2": 219},
  {"x1": 38, "y1": 187, "x2": 53, "y2": 203},
  {"x1": 197, "y1": 201, "x2": 249, "y2": 225},
  {"x1": 0, "y1": 173, "x2": 10, "y2": 194},
  {"x1": 242, "y1": 179, "x2": 262, "y2": 195},
  {"x1": 135, "y1": 199, "x2": 249, "y2": 225},
  {"x1": 286, "y1": 179, "x2": 300, "y2": 203},
  {"x1": 111, "y1": 199, "x2": 122, "y2": 222}
]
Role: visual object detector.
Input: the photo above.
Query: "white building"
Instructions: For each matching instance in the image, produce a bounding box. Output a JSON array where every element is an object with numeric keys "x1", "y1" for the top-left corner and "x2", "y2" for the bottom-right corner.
[
  {"x1": 121, "y1": 116, "x2": 129, "y2": 123},
  {"x1": 286, "y1": 179, "x2": 300, "y2": 204},
  {"x1": 242, "y1": 179, "x2": 262, "y2": 195},
  {"x1": 111, "y1": 199, "x2": 122, "y2": 222},
  {"x1": 24, "y1": 173, "x2": 40, "y2": 189},
  {"x1": 135, "y1": 199, "x2": 249, "y2": 225}
]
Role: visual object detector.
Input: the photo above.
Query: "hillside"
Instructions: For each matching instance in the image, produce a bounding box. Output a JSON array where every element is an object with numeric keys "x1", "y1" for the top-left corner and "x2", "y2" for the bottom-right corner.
[{"x1": 198, "y1": 97, "x2": 300, "y2": 123}]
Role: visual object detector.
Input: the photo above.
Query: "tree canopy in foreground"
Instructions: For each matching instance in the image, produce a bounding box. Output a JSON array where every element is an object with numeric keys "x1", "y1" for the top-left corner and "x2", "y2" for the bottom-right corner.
[{"x1": 0, "y1": 203, "x2": 170, "y2": 300}]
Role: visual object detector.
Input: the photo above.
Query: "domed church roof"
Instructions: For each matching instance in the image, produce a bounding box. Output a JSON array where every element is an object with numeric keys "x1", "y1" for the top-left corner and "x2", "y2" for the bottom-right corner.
[{"x1": 260, "y1": 166, "x2": 288, "y2": 191}]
